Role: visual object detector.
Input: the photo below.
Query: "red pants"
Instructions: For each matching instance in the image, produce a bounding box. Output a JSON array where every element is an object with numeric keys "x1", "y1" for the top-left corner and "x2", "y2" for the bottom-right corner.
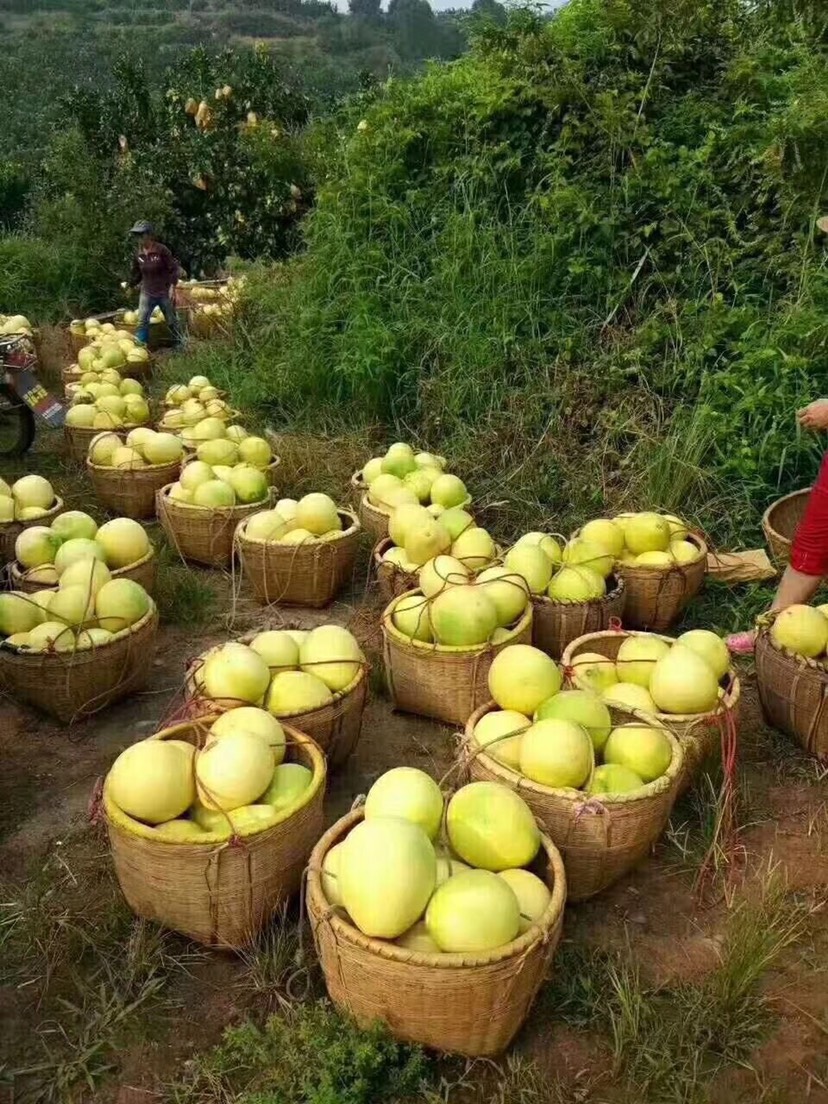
[{"x1": 792, "y1": 453, "x2": 828, "y2": 576}]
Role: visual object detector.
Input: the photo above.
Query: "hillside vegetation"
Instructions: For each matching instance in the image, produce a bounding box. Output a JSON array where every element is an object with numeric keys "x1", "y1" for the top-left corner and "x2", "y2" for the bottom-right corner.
[{"x1": 178, "y1": 0, "x2": 828, "y2": 546}]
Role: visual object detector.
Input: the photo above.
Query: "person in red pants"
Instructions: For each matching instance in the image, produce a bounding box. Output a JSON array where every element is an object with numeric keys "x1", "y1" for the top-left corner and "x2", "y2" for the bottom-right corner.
[{"x1": 729, "y1": 397, "x2": 828, "y2": 652}]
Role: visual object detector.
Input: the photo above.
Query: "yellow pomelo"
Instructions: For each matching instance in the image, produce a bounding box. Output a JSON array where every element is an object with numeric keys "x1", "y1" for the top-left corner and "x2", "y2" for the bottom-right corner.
[
  {"x1": 426, "y1": 870, "x2": 519, "y2": 953},
  {"x1": 498, "y1": 868, "x2": 551, "y2": 933},
  {"x1": 677, "y1": 629, "x2": 730, "y2": 680},
  {"x1": 266, "y1": 670, "x2": 333, "y2": 715},
  {"x1": 649, "y1": 644, "x2": 720, "y2": 713},
  {"x1": 520, "y1": 718, "x2": 593, "y2": 788},
  {"x1": 418, "y1": 555, "x2": 470, "y2": 597},
  {"x1": 392, "y1": 592, "x2": 433, "y2": 642},
  {"x1": 475, "y1": 566, "x2": 529, "y2": 627},
  {"x1": 299, "y1": 625, "x2": 363, "y2": 691},
  {"x1": 624, "y1": 513, "x2": 670, "y2": 555},
  {"x1": 504, "y1": 544, "x2": 553, "y2": 594},
  {"x1": 488, "y1": 644, "x2": 562, "y2": 715},
  {"x1": 615, "y1": 635, "x2": 670, "y2": 687},
  {"x1": 364, "y1": 766, "x2": 444, "y2": 839},
  {"x1": 472, "y1": 709, "x2": 530, "y2": 771},
  {"x1": 196, "y1": 731, "x2": 275, "y2": 811},
  {"x1": 580, "y1": 518, "x2": 624, "y2": 557},
  {"x1": 447, "y1": 781, "x2": 540, "y2": 871},
  {"x1": 603, "y1": 681, "x2": 658, "y2": 715},
  {"x1": 603, "y1": 724, "x2": 672, "y2": 782},
  {"x1": 535, "y1": 690, "x2": 612, "y2": 753},
  {"x1": 108, "y1": 740, "x2": 195, "y2": 824},
  {"x1": 571, "y1": 651, "x2": 618, "y2": 693},
  {"x1": 431, "y1": 586, "x2": 498, "y2": 646},
  {"x1": 547, "y1": 565, "x2": 605, "y2": 602}
]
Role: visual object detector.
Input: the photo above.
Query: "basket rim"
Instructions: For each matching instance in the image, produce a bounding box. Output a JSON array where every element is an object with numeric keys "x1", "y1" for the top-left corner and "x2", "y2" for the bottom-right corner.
[
  {"x1": 307, "y1": 806, "x2": 566, "y2": 969},
  {"x1": 9, "y1": 543, "x2": 156, "y2": 587},
  {"x1": 86, "y1": 456, "x2": 183, "y2": 475},
  {"x1": 761, "y1": 487, "x2": 812, "y2": 544},
  {"x1": 236, "y1": 507, "x2": 360, "y2": 547},
  {"x1": 533, "y1": 573, "x2": 625, "y2": 610},
  {"x1": 65, "y1": 420, "x2": 152, "y2": 437},
  {"x1": 103, "y1": 719, "x2": 326, "y2": 844},
  {"x1": 361, "y1": 490, "x2": 472, "y2": 521},
  {"x1": 158, "y1": 482, "x2": 271, "y2": 515},
  {"x1": 560, "y1": 628, "x2": 741, "y2": 721},
  {"x1": 186, "y1": 637, "x2": 368, "y2": 720},
  {"x1": 0, "y1": 601, "x2": 157, "y2": 658},
  {"x1": 382, "y1": 587, "x2": 532, "y2": 655},
  {"x1": 0, "y1": 496, "x2": 65, "y2": 532},
  {"x1": 755, "y1": 612, "x2": 828, "y2": 676},
  {"x1": 463, "y1": 699, "x2": 683, "y2": 804},
  {"x1": 613, "y1": 533, "x2": 708, "y2": 574}
]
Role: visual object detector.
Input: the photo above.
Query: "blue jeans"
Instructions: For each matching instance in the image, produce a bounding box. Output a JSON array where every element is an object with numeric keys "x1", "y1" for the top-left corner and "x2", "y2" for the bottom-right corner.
[{"x1": 137, "y1": 292, "x2": 182, "y2": 347}]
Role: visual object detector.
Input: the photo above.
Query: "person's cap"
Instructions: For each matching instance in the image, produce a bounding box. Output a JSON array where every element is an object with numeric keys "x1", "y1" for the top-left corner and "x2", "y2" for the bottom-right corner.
[{"x1": 129, "y1": 220, "x2": 154, "y2": 235}]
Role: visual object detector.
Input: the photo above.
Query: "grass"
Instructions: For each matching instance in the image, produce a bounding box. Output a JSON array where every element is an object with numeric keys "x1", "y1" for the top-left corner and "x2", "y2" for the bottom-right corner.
[
  {"x1": 545, "y1": 874, "x2": 815, "y2": 1104},
  {"x1": 0, "y1": 835, "x2": 201, "y2": 1103},
  {"x1": 168, "y1": 1001, "x2": 432, "y2": 1104},
  {"x1": 153, "y1": 540, "x2": 220, "y2": 628}
]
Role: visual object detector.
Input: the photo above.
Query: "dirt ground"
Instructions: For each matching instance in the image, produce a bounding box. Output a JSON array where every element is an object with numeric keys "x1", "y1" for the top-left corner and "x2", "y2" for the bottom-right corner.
[{"x1": 1, "y1": 336, "x2": 827, "y2": 1104}]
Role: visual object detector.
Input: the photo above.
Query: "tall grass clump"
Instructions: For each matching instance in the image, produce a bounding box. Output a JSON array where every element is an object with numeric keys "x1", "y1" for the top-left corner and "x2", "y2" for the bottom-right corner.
[{"x1": 209, "y1": 0, "x2": 828, "y2": 545}]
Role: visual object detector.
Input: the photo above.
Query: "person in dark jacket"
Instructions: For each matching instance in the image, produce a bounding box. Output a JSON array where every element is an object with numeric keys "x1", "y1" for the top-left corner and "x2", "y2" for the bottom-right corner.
[{"x1": 128, "y1": 221, "x2": 183, "y2": 347}]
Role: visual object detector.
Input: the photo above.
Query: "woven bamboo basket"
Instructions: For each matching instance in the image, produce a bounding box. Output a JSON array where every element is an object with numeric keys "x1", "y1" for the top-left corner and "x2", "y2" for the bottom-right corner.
[
  {"x1": 561, "y1": 629, "x2": 740, "y2": 788},
  {"x1": 105, "y1": 721, "x2": 325, "y2": 947},
  {"x1": 359, "y1": 492, "x2": 473, "y2": 545},
  {"x1": 614, "y1": 534, "x2": 707, "y2": 631},
  {"x1": 156, "y1": 483, "x2": 270, "y2": 568},
  {"x1": 0, "y1": 497, "x2": 64, "y2": 563},
  {"x1": 237, "y1": 509, "x2": 360, "y2": 608},
  {"x1": 87, "y1": 457, "x2": 182, "y2": 519},
  {"x1": 9, "y1": 545, "x2": 158, "y2": 596},
  {"x1": 532, "y1": 575, "x2": 626, "y2": 660},
  {"x1": 373, "y1": 538, "x2": 417, "y2": 603},
  {"x1": 461, "y1": 702, "x2": 682, "y2": 900},
  {"x1": 70, "y1": 331, "x2": 91, "y2": 356},
  {"x1": 307, "y1": 807, "x2": 566, "y2": 1056},
  {"x1": 755, "y1": 614, "x2": 828, "y2": 760},
  {"x1": 0, "y1": 604, "x2": 159, "y2": 722},
  {"x1": 382, "y1": 590, "x2": 533, "y2": 726},
  {"x1": 184, "y1": 640, "x2": 369, "y2": 768},
  {"x1": 762, "y1": 488, "x2": 811, "y2": 565},
  {"x1": 65, "y1": 422, "x2": 153, "y2": 464}
]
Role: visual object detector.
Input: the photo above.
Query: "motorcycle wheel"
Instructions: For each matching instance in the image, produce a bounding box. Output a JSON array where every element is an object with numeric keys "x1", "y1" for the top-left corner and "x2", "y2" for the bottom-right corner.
[{"x1": 0, "y1": 384, "x2": 36, "y2": 457}]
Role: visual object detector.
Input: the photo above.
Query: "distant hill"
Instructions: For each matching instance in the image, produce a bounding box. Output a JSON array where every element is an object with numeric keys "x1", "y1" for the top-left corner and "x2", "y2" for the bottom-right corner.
[{"x1": 0, "y1": 0, "x2": 493, "y2": 164}]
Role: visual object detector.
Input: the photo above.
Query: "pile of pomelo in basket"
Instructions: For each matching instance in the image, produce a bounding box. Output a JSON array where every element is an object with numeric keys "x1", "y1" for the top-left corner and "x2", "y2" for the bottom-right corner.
[
  {"x1": 243, "y1": 493, "x2": 348, "y2": 545},
  {"x1": 158, "y1": 376, "x2": 239, "y2": 436},
  {"x1": 11, "y1": 513, "x2": 153, "y2": 587},
  {"x1": 361, "y1": 444, "x2": 470, "y2": 513},
  {"x1": 381, "y1": 502, "x2": 497, "y2": 575},
  {"x1": 106, "y1": 708, "x2": 313, "y2": 840},
  {"x1": 88, "y1": 428, "x2": 185, "y2": 469},
  {"x1": 169, "y1": 457, "x2": 270, "y2": 508},
  {"x1": 570, "y1": 629, "x2": 730, "y2": 717},
  {"x1": 192, "y1": 626, "x2": 364, "y2": 716},
  {"x1": 470, "y1": 644, "x2": 676, "y2": 795},
  {"x1": 0, "y1": 475, "x2": 59, "y2": 523},
  {"x1": 65, "y1": 375, "x2": 151, "y2": 430},
  {"x1": 118, "y1": 306, "x2": 166, "y2": 328},
  {"x1": 0, "y1": 572, "x2": 153, "y2": 652},
  {"x1": 390, "y1": 552, "x2": 531, "y2": 647},
  {"x1": 69, "y1": 321, "x2": 152, "y2": 365},
  {"x1": 580, "y1": 512, "x2": 702, "y2": 568},
  {"x1": 321, "y1": 768, "x2": 552, "y2": 954},
  {"x1": 0, "y1": 313, "x2": 34, "y2": 337}
]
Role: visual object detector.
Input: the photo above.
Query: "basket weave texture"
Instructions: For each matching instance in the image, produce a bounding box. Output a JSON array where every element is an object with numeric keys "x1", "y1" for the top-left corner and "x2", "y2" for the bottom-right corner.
[
  {"x1": 157, "y1": 483, "x2": 271, "y2": 567},
  {"x1": 237, "y1": 509, "x2": 360, "y2": 608},
  {"x1": 306, "y1": 807, "x2": 566, "y2": 1056},
  {"x1": 185, "y1": 636, "x2": 369, "y2": 767},
  {"x1": 0, "y1": 604, "x2": 159, "y2": 722},
  {"x1": 755, "y1": 615, "x2": 828, "y2": 760},
  {"x1": 349, "y1": 470, "x2": 366, "y2": 507},
  {"x1": 0, "y1": 497, "x2": 64, "y2": 563},
  {"x1": 761, "y1": 488, "x2": 811, "y2": 565},
  {"x1": 9, "y1": 545, "x2": 158, "y2": 596},
  {"x1": 461, "y1": 702, "x2": 682, "y2": 900},
  {"x1": 87, "y1": 457, "x2": 182, "y2": 519},
  {"x1": 561, "y1": 629, "x2": 740, "y2": 789},
  {"x1": 614, "y1": 534, "x2": 707, "y2": 631},
  {"x1": 105, "y1": 722, "x2": 325, "y2": 946},
  {"x1": 382, "y1": 590, "x2": 533, "y2": 726},
  {"x1": 532, "y1": 575, "x2": 626, "y2": 660}
]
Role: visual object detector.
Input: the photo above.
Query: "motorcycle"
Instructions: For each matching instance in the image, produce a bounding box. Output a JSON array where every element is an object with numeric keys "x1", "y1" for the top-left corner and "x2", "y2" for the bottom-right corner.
[{"x1": 0, "y1": 335, "x2": 65, "y2": 458}]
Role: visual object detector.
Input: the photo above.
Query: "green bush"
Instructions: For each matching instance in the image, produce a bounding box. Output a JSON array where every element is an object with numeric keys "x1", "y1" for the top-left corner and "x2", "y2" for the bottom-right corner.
[{"x1": 224, "y1": 0, "x2": 828, "y2": 543}]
